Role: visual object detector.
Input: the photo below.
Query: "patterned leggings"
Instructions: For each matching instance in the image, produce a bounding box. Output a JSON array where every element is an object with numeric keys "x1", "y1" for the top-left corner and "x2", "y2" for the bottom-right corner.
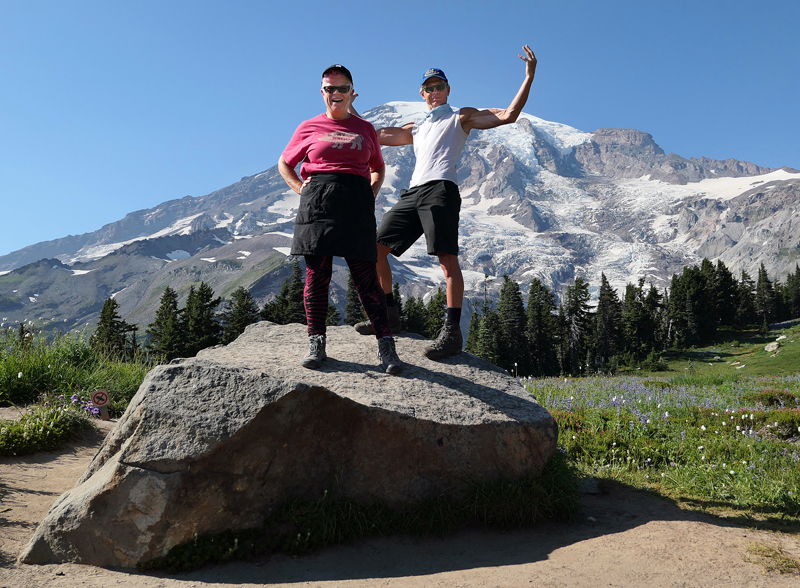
[{"x1": 304, "y1": 255, "x2": 390, "y2": 339}]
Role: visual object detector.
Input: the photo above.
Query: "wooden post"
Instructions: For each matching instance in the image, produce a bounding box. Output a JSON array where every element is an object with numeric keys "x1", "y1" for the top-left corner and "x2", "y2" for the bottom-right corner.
[{"x1": 91, "y1": 389, "x2": 111, "y2": 421}]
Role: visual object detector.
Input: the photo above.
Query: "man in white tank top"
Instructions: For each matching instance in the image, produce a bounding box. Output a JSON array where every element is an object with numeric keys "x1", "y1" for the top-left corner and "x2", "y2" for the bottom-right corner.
[{"x1": 355, "y1": 46, "x2": 538, "y2": 360}]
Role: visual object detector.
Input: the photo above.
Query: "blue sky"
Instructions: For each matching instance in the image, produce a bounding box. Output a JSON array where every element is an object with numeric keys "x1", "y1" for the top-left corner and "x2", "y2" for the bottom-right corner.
[{"x1": 2, "y1": 0, "x2": 798, "y2": 258}]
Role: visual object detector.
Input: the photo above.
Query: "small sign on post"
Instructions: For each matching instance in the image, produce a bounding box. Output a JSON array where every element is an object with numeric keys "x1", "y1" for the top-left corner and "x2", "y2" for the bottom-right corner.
[{"x1": 91, "y1": 389, "x2": 111, "y2": 421}]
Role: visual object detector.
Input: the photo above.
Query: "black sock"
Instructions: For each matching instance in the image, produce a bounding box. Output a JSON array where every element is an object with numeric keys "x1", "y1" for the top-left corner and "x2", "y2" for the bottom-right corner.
[
  {"x1": 385, "y1": 292, "x2": 395, "y2": 307},
  {"x1": 446, "y1": 307, "x2": 461, "y2": 325}
]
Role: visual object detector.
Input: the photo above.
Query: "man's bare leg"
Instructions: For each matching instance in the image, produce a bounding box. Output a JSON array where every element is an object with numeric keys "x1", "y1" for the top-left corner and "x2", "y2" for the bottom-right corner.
[
  {"x1": 437, "y1": 252, "x2": 463, "y2": 309},
  {"x1": 376, "y1": 242, "x2": 394, "y2": 295}
]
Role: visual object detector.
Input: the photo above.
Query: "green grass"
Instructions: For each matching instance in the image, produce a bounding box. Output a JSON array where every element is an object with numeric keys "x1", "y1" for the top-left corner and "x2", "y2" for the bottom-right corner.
[
  {"x1": 528, "y1": 368, "x2": 800, "y2": 530},
  {"x1": 0, "y1": 392, "x2": 96, "y2": 456},
  {"x1": 0, "y1": 326, "x2": 150, "y2": 412},
  {"x1": 0, "y1": 326, "x2": 152, "y2": 453},
  {"x1": 635, "y1": 320, "x2": 800, "y2": 379}
]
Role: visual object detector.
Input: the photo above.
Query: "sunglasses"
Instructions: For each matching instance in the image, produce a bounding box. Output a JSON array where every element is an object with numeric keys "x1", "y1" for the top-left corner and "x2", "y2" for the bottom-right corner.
[
  {"x1": 422, "y1": 82, "x2": 447, "y2": 93},
  {"x1": 323, "y1": 85, "x2": 351, "y2": 94}
]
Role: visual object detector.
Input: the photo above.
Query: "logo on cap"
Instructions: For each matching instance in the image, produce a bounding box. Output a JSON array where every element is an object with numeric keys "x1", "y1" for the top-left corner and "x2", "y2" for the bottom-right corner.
[{"x1": 420, "y1": 68, "x2": 448, "y2": 85}]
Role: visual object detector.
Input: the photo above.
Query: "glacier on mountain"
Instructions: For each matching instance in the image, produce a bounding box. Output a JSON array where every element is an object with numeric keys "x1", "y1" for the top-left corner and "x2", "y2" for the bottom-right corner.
[{"x1": 0, "y1": 101, "x2": 798, "y2": 334}]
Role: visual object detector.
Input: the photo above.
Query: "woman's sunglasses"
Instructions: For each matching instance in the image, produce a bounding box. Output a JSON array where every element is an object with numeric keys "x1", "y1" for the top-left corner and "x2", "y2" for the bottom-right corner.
[{"x1": 323, "y1": 85, "x2": 351, "y2": 94}]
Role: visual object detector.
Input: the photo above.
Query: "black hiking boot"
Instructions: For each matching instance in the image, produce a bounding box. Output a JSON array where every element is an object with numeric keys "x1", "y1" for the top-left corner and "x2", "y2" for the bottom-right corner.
[
  {"x1": 354, "y1": 305, "x2": 401, "y2": 335},
  {"x1": 423, "y1": 321, "x2": 463, "y2": 360},
  {"x1": 377, "y1": 336, "x2": 403, "y2": 374}
]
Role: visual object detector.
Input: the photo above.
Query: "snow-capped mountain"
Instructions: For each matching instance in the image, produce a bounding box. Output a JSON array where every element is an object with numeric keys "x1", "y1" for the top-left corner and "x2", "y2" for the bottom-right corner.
[{"x1": 1, "y1": 102, "x2": 798, "y2": 331}]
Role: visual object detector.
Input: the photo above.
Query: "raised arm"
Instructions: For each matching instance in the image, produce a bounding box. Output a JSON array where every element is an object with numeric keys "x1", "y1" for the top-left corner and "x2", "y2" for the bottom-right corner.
[
  {"x1": 377, "y1": 122, "x2": 415, "y2": 146},
  {"x1": 461, "y1": 45, "x2": 537, "y2": 133}
]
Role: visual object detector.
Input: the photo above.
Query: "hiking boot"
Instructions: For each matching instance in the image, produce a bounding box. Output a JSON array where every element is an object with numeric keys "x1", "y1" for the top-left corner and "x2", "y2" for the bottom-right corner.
[
  {"x1": 301, "y1": 334, "x2": 327, "y2": 369},
  {"x1": 377, "y1": 336, "x2": 403, "y2": 374},
  {"x1": 423, "y1": 321, "x2": 463, "y2": 360},
  {"x1": 354, "y1": 305, "x2": 402, "y2": 335}
]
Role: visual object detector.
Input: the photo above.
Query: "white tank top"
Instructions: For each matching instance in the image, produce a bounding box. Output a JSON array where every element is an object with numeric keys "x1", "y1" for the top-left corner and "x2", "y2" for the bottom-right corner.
[{"x1": 410, "y1": 106, "x2": 469, "y2": 188}]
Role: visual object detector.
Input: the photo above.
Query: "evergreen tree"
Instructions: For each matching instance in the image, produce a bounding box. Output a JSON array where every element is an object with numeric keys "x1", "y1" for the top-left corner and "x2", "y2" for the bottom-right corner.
[
  {"x1": 591, "y1": 273, "x2": 622, "y2": 370},
  {"x1": 343, "y1": 273, "x2": 367, "y2": 326},
  {"x1": 219, "y1": 286, "x2": 260, "y2": 345},
  {"x1": 785, "y1": 264, "x2": 800, "y2": 320},
  {"x1": 261, "y1": 259, "x2": 306, "y2": 325},
  {"x1": 556, "y1": 303, "x2": 568, "y2": 375},
  {"x1": 392, "y1": 280, "x2": 402, "y2": 306},
  {"x1": 326, "y1": 302, "x2": 342, "y2": 326},
  {"x1": 659, "y1": 287, "x2": 673, "y2": 350},
  {"x1": 735, "y1": 269, "x2": 757, "y2": 327},
  {"x1": 525, "y1": 278, "x2": 559, "y2": 376},
  {"x1": 668, "y1": 265, "x2": 714, "y2": 347},
  {"x1": 182, "y1": 282, "x2": 221, "y2": 356},
  {"x1": 403, "y1": 296, "x2": 428, "y2": 336},
  {"x1": 465, "y1": 301, "x2": 483, "y2": 354},
  {"x1": 285, "y1": 259, "x2": 306, "y2": 325},
  {"x1": 91, "y1": 297, "x2": 137, "y2": 357},
  {"x1": 755, "y1": 263, "x2": 776, "y2": 327},
  {"x1": 711, "y1": 260, "x2": 738, "y2": 327},
  {"x1": 699, "y1": 258, "x2": 719, "y2": 328},
  {"x1": 391, "y1": 280, "x2": 404, "y2": 331},
  {"x1": 563, "y1": 277, "x2": 590, "y2": 375},
  {"x1": 496, "y1": 275, "x2": 528, "y2": 374},
  {"x1": 426, "y1": 287, "x2": 447, "y2": 336},
  {"x1": 773, "y1": 278, "x2": 788, "y2": 323},
  {"x1": 687, "y1": 263, "x2": 715, "y2": 341},
  {"x1": 145, "y1": 286, "x2": 183, "y2": 361},
  {"x1": 476, "y1": 306, "x2": 501, "y2": 366},
  {"x1": 643, "y1": 282, "x2": 665, "y2": 352},
  {"x1": 667, "y1": 273, "x2": 687, "y2": 348},
  {"x1": 261, "y1": 278, "x2": 290, "y2": 325},
  {"x1": 622, "y1": 278, "x2": 660, "y2": 362}
]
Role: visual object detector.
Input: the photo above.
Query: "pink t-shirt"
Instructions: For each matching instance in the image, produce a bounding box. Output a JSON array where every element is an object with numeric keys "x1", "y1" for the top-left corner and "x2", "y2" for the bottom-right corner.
[{"x1": 282, "y1": 114, "x2": 385, "y2": 180}]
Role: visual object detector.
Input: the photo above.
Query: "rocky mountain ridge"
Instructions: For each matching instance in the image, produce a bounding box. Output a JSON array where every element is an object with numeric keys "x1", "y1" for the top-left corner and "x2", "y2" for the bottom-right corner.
[{"x1": 1, "y1": 101, "x2": 798, "y2": 333}]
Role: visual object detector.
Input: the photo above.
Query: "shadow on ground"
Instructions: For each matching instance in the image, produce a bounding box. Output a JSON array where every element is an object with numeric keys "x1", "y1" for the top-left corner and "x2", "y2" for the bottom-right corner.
[{"x1": 140, "y1": 481, "x2": 743, "y2": 584}]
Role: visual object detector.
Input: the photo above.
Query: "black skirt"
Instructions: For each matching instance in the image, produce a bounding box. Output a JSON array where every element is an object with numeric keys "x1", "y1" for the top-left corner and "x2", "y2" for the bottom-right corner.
[{"x1": 291, "y1": 173, "x2": 378, "y2": 261}]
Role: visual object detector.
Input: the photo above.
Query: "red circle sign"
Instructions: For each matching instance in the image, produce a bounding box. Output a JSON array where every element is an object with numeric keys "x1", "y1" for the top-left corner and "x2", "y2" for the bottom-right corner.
[{"x1": 91, "y1": 391, "x2": 109, "y2": 407}]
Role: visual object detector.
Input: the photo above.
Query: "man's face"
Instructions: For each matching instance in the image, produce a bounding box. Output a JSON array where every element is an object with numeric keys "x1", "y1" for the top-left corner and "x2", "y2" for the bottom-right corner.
[
  {"x1": 321, "y1": 72, "x2": 354, "y2": 119},
  {"x1": 420, "y1": 76, "x2": 449, "y2": 110}
]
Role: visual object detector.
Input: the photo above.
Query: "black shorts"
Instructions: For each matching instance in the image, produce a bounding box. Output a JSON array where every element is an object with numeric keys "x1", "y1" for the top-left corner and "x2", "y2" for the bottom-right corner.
[
  {"x1": 377, "y1": 180, "x2": 461, "y2": 257},
  {"x1": 291, "y1": 173, "x2": 378, "y2": 261}
]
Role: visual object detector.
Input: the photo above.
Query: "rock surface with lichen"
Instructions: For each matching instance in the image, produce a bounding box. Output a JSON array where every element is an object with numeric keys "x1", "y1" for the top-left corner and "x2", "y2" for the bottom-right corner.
[{"x1": 20, "y1": 321, "x2": 558, "y2": 568}]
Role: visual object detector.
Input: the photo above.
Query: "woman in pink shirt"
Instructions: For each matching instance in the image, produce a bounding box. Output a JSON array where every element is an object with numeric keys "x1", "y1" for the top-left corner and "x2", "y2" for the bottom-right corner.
[{"x1": 278, "y1": 64, "x2": 402, "y2": 374}]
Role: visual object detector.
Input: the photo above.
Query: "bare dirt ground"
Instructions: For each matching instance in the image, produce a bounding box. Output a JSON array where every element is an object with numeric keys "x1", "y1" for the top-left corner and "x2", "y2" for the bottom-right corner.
[{"x1": 2, "y1": 414, "x2": 799, "y2": 588}]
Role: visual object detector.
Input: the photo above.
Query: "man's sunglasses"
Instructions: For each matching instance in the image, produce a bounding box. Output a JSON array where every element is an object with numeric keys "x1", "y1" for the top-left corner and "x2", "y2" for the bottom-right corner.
[
  {"x1": 422, "y1": 82, "x2": 447, "y2": 93},
  {"x1": 323, "y1": 85, "x2": 351, "y2": 94}
]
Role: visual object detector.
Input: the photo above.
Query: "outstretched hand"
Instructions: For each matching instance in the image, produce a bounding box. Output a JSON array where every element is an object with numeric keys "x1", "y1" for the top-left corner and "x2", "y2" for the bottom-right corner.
[{"x1": 519, "y1": 45, "x2": 537, "y2": 78}]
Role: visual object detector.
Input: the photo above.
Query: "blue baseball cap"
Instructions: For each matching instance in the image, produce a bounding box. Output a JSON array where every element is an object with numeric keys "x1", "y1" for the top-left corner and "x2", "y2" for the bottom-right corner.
[{"x1": 420, "y1": 68, "x2": 448, "y2": 85}]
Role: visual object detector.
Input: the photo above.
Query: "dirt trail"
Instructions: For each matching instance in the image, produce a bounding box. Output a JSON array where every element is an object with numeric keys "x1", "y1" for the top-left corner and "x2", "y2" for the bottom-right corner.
[{"x1": 1, "y1": 418, "x2": 799, "y2": 587}]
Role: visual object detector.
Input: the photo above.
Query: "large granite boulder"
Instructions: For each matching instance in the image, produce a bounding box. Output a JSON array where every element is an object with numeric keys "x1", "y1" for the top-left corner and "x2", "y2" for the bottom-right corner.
[{"x1": 20, "y1": 322, "x2": 558, "y2": 568}]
